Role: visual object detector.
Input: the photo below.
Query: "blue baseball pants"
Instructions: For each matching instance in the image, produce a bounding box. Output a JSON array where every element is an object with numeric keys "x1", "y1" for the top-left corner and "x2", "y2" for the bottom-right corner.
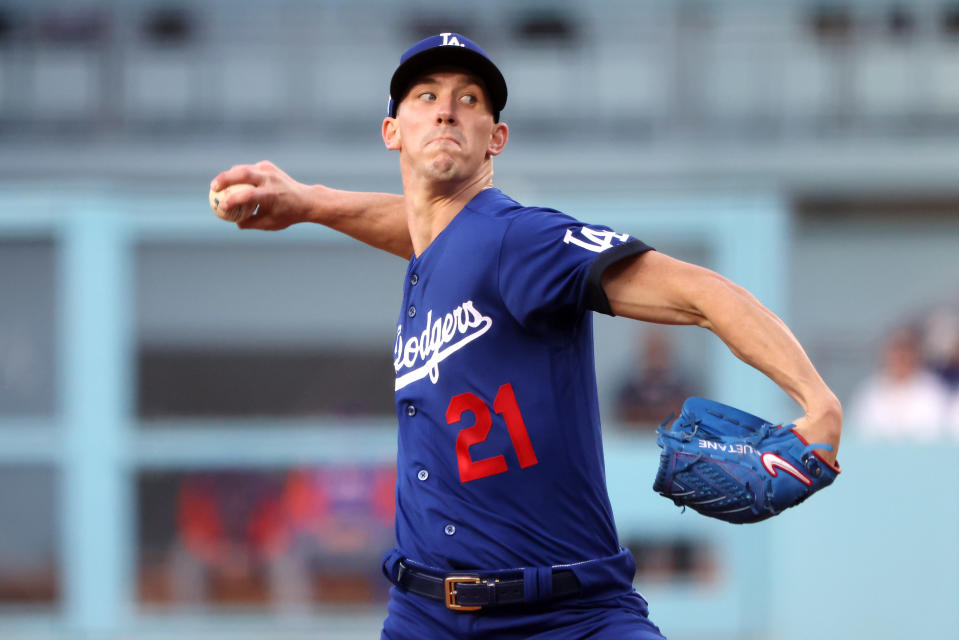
[{"x1": 381, "y1": 586, "x2": 666, "y2": 639}]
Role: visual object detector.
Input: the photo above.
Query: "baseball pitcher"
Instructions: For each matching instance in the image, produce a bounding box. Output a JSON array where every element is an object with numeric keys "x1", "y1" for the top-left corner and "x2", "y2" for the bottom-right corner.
[{"x1": 211, "y1": 33, "x2": 842, "y2": 639}]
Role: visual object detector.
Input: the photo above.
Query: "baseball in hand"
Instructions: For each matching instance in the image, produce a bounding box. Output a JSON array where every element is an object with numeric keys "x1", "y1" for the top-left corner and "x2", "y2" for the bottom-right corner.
[{"x1": 209, "y1": 183, "x2": 259, "y2": 222}]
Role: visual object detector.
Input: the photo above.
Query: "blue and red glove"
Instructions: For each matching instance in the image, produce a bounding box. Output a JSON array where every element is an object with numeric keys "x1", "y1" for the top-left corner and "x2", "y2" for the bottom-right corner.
[{"x1": 653, "y1": 397, "x2": 841, "y2": 524}]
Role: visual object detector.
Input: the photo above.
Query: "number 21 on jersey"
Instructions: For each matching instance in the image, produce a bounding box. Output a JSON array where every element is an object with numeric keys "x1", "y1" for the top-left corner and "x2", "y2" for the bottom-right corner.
[{"x1": 446, "y1": 383, "x2": 538, "y2": 483}]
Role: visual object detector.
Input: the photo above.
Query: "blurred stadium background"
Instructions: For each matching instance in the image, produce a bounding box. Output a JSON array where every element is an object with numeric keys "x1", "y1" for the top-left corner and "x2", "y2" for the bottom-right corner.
[{"x1": 1, "y1": 0, "x2": 958, "y2": 638}]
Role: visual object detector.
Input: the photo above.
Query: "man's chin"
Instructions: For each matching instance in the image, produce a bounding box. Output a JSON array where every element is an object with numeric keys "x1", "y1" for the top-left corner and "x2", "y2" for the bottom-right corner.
[{"x1": 424, "y1": 159, "x2": 459, "y2": 181}]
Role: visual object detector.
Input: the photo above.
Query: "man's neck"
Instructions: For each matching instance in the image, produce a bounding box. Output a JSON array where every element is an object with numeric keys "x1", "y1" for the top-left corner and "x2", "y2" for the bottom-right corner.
[{"x1": 403, "y1": 170, "x2": 494, "y2": 257}]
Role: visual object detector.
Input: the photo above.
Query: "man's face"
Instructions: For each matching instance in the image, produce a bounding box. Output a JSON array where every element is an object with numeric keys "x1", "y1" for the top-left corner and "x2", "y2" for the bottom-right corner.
[
  {"x1": 383, "y1": 67, "x2": 507, "y2": 184},
  {"x1": 882, "y1": 331, "x2": 921, "y2": 382}
]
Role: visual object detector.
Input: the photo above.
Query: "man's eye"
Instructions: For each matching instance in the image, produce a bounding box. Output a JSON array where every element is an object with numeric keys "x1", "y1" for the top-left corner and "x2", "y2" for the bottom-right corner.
[
  {"x1": 460, "y1": 94, "x2": 477, "y2": 105},
  {"x1": 418, "y1": 92, "x2": 436, "y2": 101}
]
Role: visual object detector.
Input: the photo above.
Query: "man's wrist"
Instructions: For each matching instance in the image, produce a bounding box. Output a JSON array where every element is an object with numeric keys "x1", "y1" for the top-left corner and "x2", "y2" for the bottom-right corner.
[
  {"x1": 805, "y1": 393, "x2": 843, "y2": 436},
  {"x1": 303, "y1": 184, "x2": 338, "y2": 226}
]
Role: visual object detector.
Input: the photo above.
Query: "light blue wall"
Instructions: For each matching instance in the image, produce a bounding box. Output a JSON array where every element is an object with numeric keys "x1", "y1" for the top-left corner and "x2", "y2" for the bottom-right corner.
[
  {"x1": 609, "y1": 437, "x2": 959, "y2": 640},
  {"x1": 792, "y1": 218, "x2": 959, "y2": 403},
  {"x1": 0, "y1": 188, "x2": 956, "y2": 639}
]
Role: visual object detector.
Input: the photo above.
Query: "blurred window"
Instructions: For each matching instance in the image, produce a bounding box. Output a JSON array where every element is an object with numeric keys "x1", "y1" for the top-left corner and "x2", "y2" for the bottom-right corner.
[
  {"x1": 134, "y1": 242, "x2": 401, "y2": 422},
  {"x1": 137, "y1": 465, "x2": 394, "y2": 608},
  {"x1": 514, "y1": 11, "x2": 579, "y2": 45},
  {"x1": 39, "y1": 9, "x2": 108, "y2": 46},
  {"x1": 406, "y1": 18, "x2": 474, "y2": 42},
  {"x1": 141, "y1": 7, "x2": 193, "y2": 46},
  {"x1": 943, "y1": 4, "x2": 959, "y2": 38},
  {"x1": 622, "y1": 534, "x2": 716, "y2": 586},
  {"x1": 137, "y1": 347, "x2": 394, "y2": 418},
  {"x1": 0, "y1": 239, "x2": 56, "y2": 419},
  {"x1": 0, "y1": 8, "x2": 14, "y2": 44},
  {"x1": 809, "y1": 5, "x2": 853, "y2": 42},
  {"x1": 0, "y1": 465, "x2": 59, "y2": 605},
  {"x1": 887, "y1": 6, "x2": 915, "y2": 40}
]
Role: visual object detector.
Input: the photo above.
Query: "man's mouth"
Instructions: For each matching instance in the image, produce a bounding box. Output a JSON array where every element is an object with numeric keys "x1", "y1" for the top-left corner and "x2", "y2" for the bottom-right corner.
[{"x1": 429, "y1": 136, "x2": 461, "y2": 147}]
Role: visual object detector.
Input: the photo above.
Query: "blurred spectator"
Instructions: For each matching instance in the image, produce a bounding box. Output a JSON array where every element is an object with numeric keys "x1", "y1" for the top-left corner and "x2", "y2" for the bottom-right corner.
[
  {"x1": 170, "y1": 471, "x2": 289, "y2": 607},
  {"x1": 167, "y1": 465, "x2": 396, "y2": 611},
  {"x1": 615, "y1": 328, "x2": 693, "y2": 429},
  {"x1": 923, "y1": 310, "x2": 959, "y2": 390},
  {"x1": 936, "y1": 346, "x2": 959, "y2": 390},
  {"x1": 848, "y1": 327, "x2": 951, "y2": 440},
  {"x1": 948, "y1": 393, "x2": 959, "y2": 440},
  {"x1": 279, "y1": 465, "x2": 396, "y2": 604}
]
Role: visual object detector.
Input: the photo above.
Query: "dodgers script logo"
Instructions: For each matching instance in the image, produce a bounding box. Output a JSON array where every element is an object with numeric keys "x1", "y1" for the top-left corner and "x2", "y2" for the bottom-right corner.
[{"x1": 394, "y1": 300, "x2": 493, "y2": 390}]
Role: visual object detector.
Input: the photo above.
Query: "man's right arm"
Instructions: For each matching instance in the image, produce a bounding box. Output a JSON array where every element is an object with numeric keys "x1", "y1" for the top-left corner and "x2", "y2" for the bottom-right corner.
[{"x1": 211, "y1": 161, "x2": 412, "y2": 259}]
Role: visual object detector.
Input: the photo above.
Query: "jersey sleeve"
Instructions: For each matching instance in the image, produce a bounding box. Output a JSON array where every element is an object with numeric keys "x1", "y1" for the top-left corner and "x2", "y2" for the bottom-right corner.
[{"x1": 497, "y1": 208, "x2": 653, "y2": 329}]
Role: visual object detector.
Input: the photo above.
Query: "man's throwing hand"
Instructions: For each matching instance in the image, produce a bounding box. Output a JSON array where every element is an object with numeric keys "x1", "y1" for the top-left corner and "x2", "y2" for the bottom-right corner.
[{"x1": 209, "y1": 160, "x2": 312, "y2": 230}]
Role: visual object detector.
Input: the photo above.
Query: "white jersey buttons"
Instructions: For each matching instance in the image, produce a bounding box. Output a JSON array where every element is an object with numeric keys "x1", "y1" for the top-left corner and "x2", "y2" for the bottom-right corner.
[
  {"x1": 444, "y1": 524, "x2": 456, "y2": 536},
  {"x1": 408, "y1": 305, "x2": 416, "y2": 318},
  {"x1": 417, "y1": 469, "x2": 429, "y2": 481},
  {"x1": 409, "y1": 273, "x2": 419, "y2": 286},
  {"x1": 406, "y1": 404, "x2": 417, "y2": 417}
]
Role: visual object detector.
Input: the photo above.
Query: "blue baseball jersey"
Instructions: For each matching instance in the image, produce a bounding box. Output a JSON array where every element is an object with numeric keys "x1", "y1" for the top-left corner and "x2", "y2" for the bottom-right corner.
[{"x1": 391, "y1": 188, "x2": 652, "y2": 572}]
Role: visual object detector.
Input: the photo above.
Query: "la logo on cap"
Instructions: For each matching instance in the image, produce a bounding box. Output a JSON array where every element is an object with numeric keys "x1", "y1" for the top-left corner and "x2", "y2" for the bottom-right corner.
[{"x1": 440, "y1": 32, "x2": 466, "y2": 47}]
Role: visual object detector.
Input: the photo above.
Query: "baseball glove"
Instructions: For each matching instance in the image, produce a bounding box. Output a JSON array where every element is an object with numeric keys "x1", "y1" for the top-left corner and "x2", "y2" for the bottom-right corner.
[{"x1": 652, "y1": 397, "x2": 840, "y2": 524}]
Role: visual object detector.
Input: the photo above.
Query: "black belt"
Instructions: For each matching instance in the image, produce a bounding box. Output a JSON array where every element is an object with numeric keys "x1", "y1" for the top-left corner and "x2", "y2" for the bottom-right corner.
[{"x1": 395, "y1": 560, "x2": 581, "y2": 611}]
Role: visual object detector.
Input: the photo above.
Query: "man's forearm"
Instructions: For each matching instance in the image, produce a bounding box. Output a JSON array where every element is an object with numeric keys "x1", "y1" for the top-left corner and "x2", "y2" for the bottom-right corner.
[
  {"x1": 211, "y1": 162, "x2": 413, "y2": 258},
  {"x1": 697, "y1": 277, "x2": 843, "y2": 459},
  {"x1": 705, "y1": 282, "x2": 835, "y2": 409},
  {"x1": 603, "y1": 251, "x2": 842, "y2": 458},
  {"x1": 308, "y1": 187, "x2": 411, "y2": 259}
]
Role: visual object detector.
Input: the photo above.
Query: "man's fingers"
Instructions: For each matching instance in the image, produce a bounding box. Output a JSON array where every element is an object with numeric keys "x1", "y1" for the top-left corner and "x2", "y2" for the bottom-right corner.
[
  {"x1": 211, "y1": 161, "x2": 292, "y2": 230},
  {"x1": 235, "y1": 210, "x2": 291, "y2": 231},
  {"x1": 210, "y1": 164, "x2": 265, "y2": 192},
  {"x1": 218, "y1": 185, "x2": 267, "y2": 213},
  {"x1": 236, "y1": 215, "x2": 269, "y2": 230}
]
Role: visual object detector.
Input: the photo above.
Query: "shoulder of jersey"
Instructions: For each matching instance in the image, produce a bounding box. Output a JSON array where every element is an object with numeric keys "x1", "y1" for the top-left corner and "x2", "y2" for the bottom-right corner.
[{"x1": 471, "y1": 191, "x2": 573, "y2": 227}]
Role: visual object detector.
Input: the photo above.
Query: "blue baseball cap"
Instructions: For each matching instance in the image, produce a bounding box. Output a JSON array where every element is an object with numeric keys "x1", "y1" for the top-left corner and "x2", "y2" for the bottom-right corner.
[{"x1": 387, "y1": 32, "x2": 507, "y2": 122}]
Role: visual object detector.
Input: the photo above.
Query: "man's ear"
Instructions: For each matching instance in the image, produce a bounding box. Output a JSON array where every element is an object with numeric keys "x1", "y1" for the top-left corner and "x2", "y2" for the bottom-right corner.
[
  {"x1": 382, "y1": 117, "x2": 401, "y2": 151},
  {"x1": 487, "y1": 122, "x2": 509, "y2": 157}
]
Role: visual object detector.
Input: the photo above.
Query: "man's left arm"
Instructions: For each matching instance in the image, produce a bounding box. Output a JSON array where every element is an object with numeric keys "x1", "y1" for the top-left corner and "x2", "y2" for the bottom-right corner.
[{"x1": 601, "y1": 250, "x2": 842, "y2": 464}]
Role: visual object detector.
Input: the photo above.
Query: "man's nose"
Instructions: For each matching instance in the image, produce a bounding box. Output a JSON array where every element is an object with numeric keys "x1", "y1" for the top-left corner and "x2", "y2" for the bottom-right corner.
[{"x1": 435, "y1": 95, "x2": 457, "y2": 124}]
